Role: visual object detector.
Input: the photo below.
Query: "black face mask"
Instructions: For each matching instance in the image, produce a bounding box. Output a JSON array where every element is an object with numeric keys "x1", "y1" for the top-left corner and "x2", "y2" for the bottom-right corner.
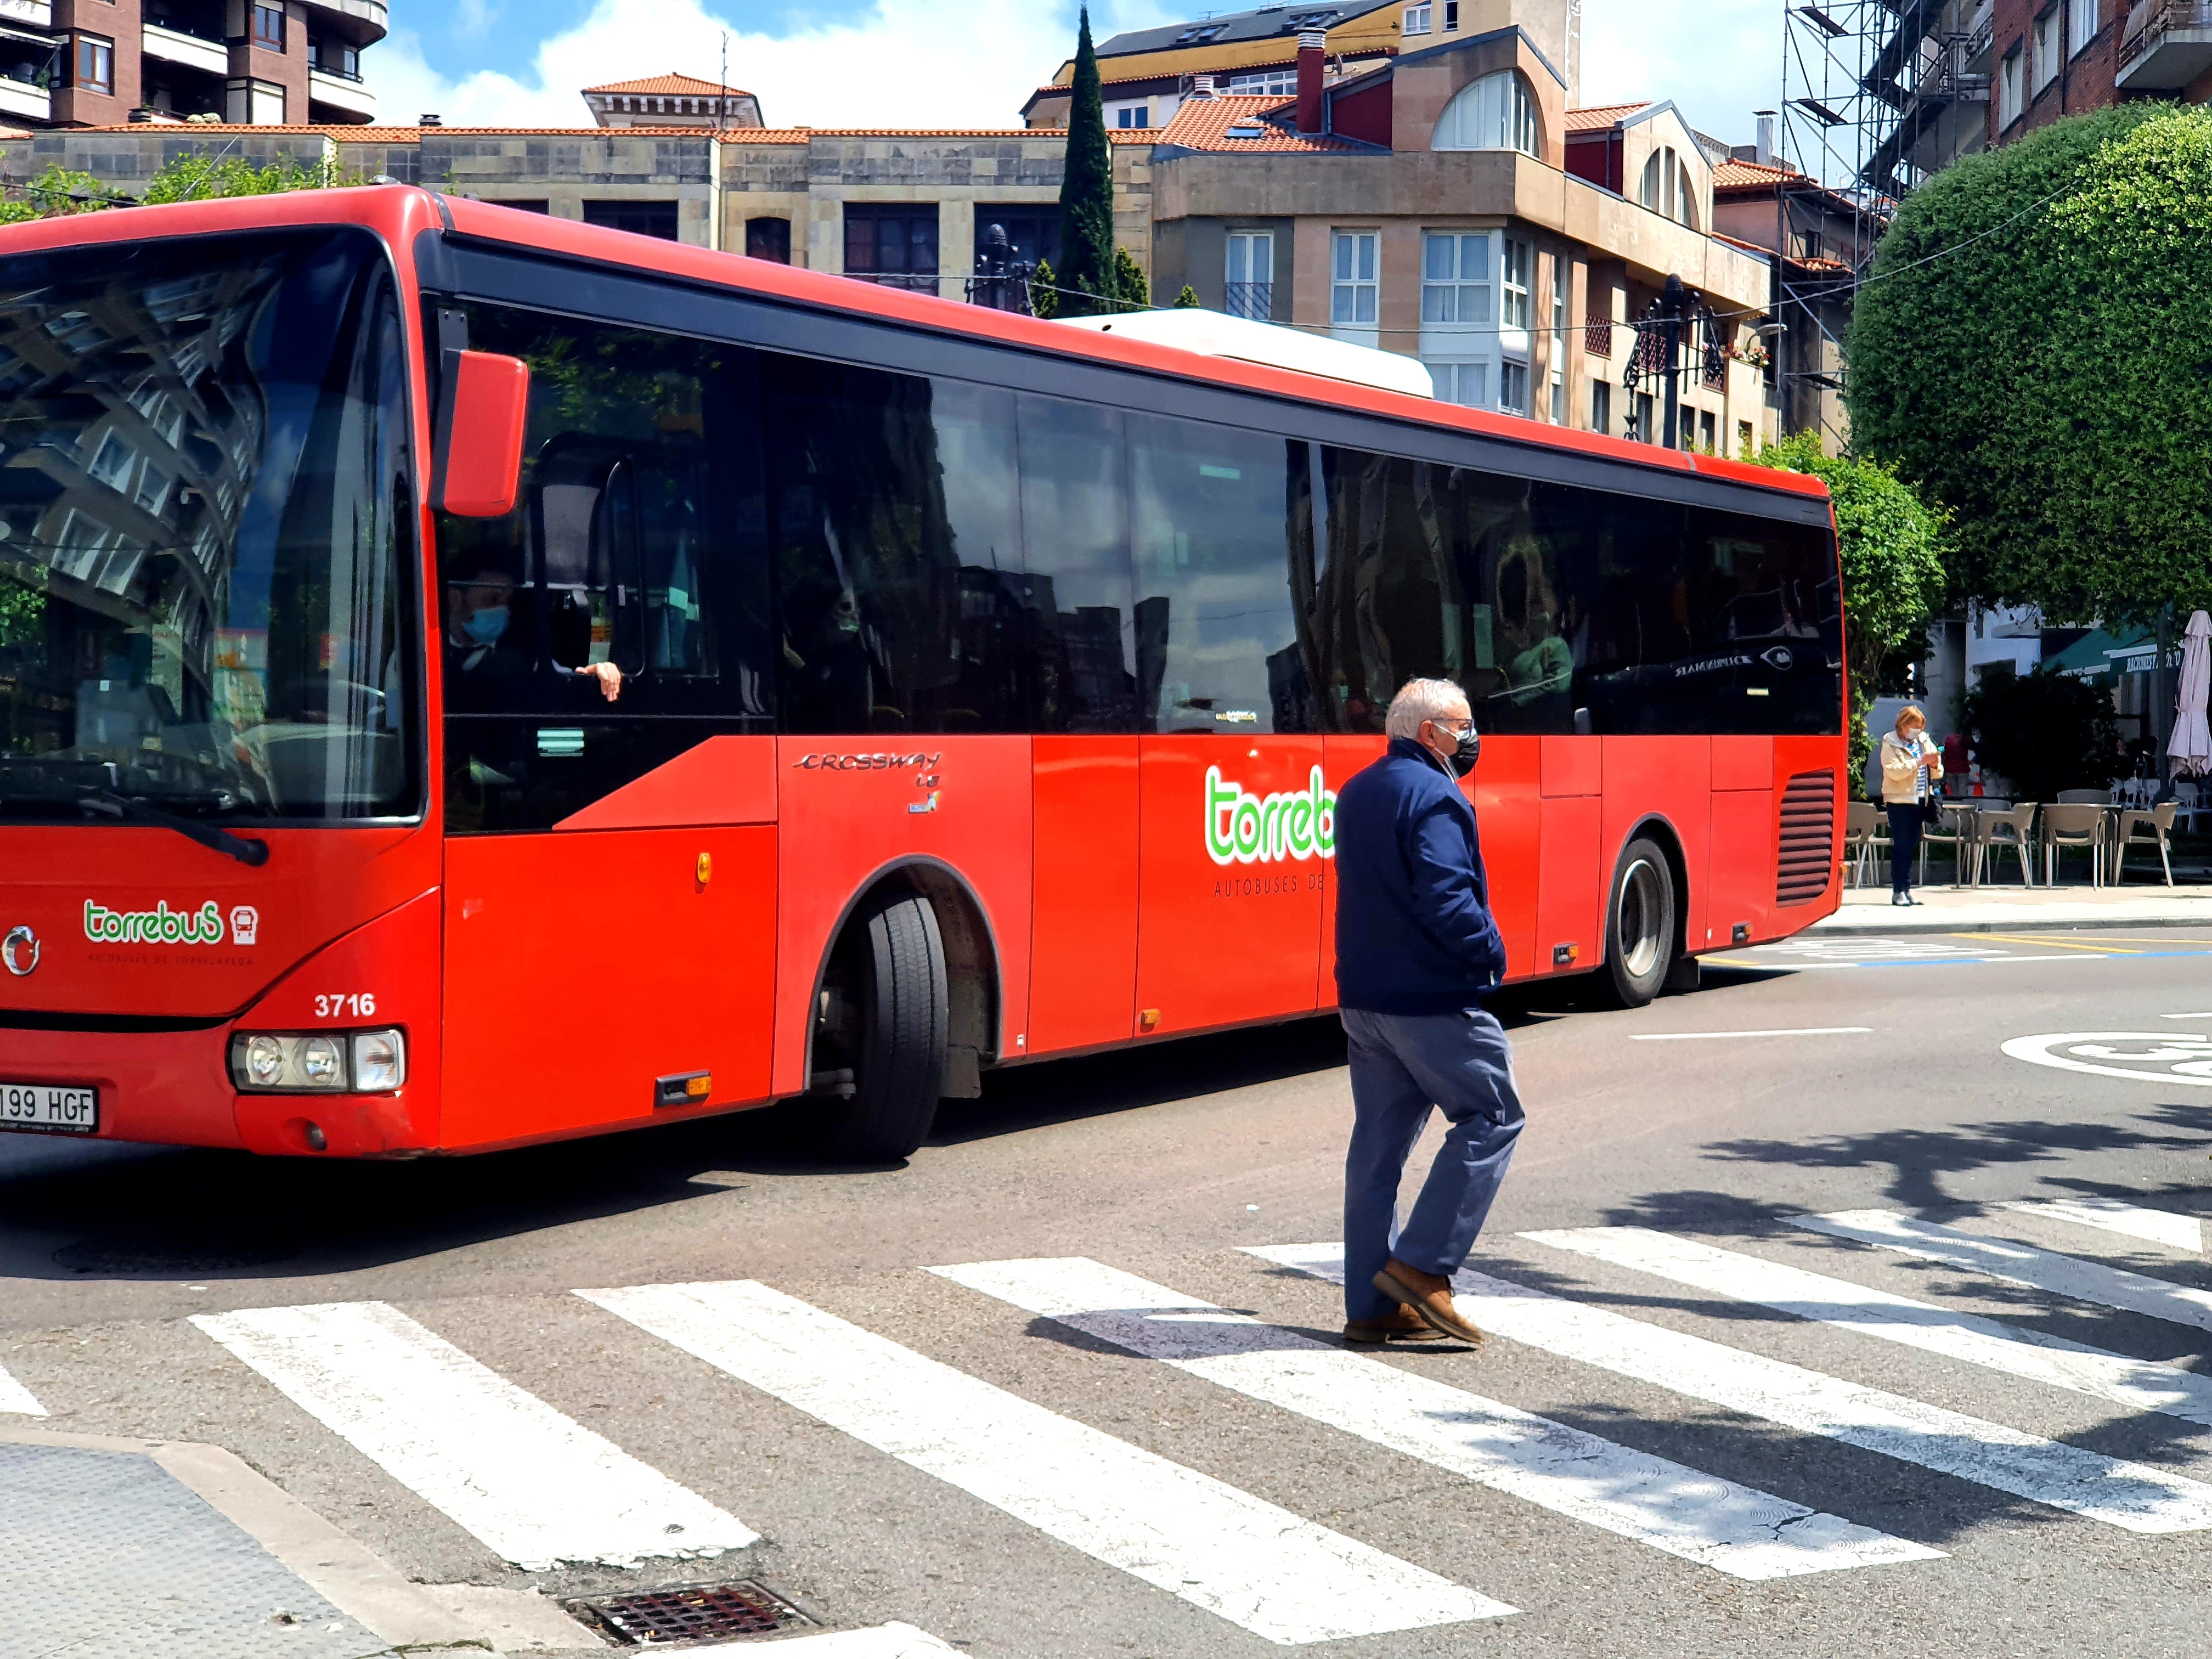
[{"x1": 1431, "y1": 724, "x2": 1480, "y2": 779}]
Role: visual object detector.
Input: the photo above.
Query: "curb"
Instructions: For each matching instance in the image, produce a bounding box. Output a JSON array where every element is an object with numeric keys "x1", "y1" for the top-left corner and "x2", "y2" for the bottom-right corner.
[
  {"x1": 0, "y1": 1421, "x2": 596, "y2": 1655},
  {"x1": 1812, "y1": 909, "x2": 2212, "y2": 938}
]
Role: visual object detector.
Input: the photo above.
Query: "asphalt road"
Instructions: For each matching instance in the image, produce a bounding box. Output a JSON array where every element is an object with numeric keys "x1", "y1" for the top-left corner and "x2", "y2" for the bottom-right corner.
[{"x1": 12, "y1": 925, "x2": 2212, "y2": 1656}]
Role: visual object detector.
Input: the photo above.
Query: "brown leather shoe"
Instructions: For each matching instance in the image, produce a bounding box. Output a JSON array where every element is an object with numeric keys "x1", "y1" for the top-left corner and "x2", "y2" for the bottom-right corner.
[
  {"x1": 1342, "y1": 1305, "x2": 1451, "y2": 1344},
  {"x1": 1373, "y1": 1260, "x2": 1486, "y2": 1346}
]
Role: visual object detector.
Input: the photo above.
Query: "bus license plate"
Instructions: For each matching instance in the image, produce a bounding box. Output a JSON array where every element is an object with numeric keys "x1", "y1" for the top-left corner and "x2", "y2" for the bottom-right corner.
[{"x1": 0, "y1": 1082, "x2": 98, "y2": 1136}]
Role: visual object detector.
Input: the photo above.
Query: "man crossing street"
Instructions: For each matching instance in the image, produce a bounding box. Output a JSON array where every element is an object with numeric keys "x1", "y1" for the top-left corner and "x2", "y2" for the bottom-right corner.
[{"x1": 1331, "y1": 678, "x2": 1524, "y2": 1346}]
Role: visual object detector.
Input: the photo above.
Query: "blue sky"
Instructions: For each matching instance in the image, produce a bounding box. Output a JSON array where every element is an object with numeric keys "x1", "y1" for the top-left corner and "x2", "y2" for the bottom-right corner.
[{"x1": 377, "y1": 0, "x2": 1781, "y2": 144}]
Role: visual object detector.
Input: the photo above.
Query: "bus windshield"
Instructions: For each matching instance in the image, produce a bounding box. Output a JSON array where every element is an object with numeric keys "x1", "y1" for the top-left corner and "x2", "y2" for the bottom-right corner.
[{"x1": 0, "y1": 227, "x2": 417, "y2": 826}]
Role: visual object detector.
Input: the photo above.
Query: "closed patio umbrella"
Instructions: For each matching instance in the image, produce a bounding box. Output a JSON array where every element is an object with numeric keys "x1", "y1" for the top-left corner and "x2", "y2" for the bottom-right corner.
[{"x1": 2169, "y1": 610, "x2": 2212, "y2": 777}]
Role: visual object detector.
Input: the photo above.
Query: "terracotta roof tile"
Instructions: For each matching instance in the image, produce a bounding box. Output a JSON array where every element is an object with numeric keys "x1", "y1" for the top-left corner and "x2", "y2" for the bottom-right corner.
[
  {"x1": 584, "y1": 73, "x2": 753, "y2": 97},
  {"x1": 1564, "y1": 101, "x2": 1651, "y2": 132},
  {"x1": 1153, "y1": 93, "x2": 1376, "y2": 153},
  {"x1": 1712, "y1": 156, "x2": 1804, "y2": 190}
]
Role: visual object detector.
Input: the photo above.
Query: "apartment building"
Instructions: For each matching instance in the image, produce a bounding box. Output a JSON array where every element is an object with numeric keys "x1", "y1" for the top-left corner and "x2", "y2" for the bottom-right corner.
[{"x1": 0, "y1": 1, "x2": 382, "y2": 129}]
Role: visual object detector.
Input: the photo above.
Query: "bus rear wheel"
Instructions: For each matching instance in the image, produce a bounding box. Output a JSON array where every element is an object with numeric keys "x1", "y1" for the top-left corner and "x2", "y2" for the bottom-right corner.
[
  {"x1": 1602, "y1": 837, "x2": 1676, "y2": 1009},
  {"x1": 817, "y1": 890, "x2": 949, "y2": 1163}
]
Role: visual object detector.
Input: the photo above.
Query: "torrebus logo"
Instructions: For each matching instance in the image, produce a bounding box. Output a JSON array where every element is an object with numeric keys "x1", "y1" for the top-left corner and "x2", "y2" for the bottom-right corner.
[
  {"x1": 1204, "y1": 765, "x2": 1336, "y2": 867},
  {"x1": 83, "y1": 899, "x2": 229, "y2": 946}
]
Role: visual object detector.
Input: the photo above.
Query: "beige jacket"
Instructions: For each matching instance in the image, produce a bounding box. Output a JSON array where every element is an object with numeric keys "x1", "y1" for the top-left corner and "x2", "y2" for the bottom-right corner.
[{"x1": 1880, "y1": 731, "x2": 1942, "y2": 805}]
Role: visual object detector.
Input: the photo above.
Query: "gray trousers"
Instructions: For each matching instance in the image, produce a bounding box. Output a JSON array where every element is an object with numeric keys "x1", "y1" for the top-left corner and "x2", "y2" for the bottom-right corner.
[{"x1": 1340, "y1": 1005, "x2": 1526, "y2": 1323}]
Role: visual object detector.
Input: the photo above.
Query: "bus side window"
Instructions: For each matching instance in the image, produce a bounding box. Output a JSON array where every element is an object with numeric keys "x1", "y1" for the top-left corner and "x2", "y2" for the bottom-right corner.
[
  {"x1": 1016, "y1": 393, "x2": 1136, "y2": 734},
  {"x1": 1127, "y1": 413, "x2": 1299, "y2": 735},
  {"x1": 535, "y1": 458, "x2": 645, "y2": 680}
]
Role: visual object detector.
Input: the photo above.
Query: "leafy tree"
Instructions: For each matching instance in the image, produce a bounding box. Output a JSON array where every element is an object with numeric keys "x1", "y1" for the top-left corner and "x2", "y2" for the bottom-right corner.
[
  {"x1": 1112, "y1": 246, "x2": 1148, "y2": 310},
  {"x1": 1030, "y1": 257, "x2": 1060, "y2": 319},
  {"x1": 1173, "y1": 283, "x2": 1200, "y2": 308},
  {"x1": 1751, "y1": 430, "x2": 1949, "y2": 792},
  {"x1": 1961, "y1": 663, "x2": 2123, "y2": 803},
  {"x1": 1055, "y1": 7, "x2": 1115, "y2": 318},
  {"x1": 1848, "y1": 103, "x2": 2212, "y2": 627},
  {"x1": 1, "y1": 153, "x2": 344, "y2": 220}
]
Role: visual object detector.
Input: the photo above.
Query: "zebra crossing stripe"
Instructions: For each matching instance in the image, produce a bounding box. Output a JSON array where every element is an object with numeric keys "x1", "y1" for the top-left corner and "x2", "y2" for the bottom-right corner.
[
  {"x1": 1792, "y1": 1211, "x2": 2212, "y2": 1335},
  {"x1": 0, "y1": 1362, "x2": 43, "y2": 1417},
  {"x1": 577, "y1": 1279, "x2": 1509, "y2": 1644},
  {"x1": 1252, "y1": 1243, "x2": 2212, "y2": 1534},
  {"x1": 1523, "y1": 1227, "x2": 2212, "y2": 1428},
  {"x1": 933, "y1": 1255, "x2": 1938, "y2": 1581},
  {"x1": 191, "y1": 1302, "x2": 757, "y2": 1572},
  {"x1": 1998, "y1": 1198, "x2": 2205, "y2": 1254}
]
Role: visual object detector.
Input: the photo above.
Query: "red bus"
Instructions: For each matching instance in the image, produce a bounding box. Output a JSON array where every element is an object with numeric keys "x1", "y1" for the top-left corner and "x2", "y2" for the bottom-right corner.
[{"x1": 0, "y1": 188, "x2": 1843, "y2": 1163}]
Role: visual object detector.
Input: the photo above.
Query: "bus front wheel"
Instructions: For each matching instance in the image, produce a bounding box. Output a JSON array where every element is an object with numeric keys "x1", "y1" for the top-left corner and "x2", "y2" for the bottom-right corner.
[
  {"x1": 818, "y1": 890, "x2": 950, "y2": 1163},
  {"x1": 1602, "y1": 837, "x2": 1676, "y2": 1009}
]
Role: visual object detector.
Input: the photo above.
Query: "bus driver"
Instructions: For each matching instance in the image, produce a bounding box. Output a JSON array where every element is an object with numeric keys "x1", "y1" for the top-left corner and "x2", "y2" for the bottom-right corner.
[{"x1": 443, "y1": 562, "x2": 623, "y2": 703}]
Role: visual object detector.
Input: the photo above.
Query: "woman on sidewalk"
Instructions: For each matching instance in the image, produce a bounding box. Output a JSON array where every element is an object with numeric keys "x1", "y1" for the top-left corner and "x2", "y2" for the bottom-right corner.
[{"x1": 1880, "y1": 705, "x2": 1944, "y2": 905}]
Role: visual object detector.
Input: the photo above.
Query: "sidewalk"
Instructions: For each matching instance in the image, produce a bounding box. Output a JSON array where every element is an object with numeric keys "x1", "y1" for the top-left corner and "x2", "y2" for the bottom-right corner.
[{"x1": 1813, "y1": 881, "x2": 2212, "y2": 936}]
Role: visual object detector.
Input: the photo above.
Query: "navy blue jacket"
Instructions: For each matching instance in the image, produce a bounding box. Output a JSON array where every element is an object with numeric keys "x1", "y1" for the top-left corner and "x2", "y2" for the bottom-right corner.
[{"x1": 1333, "y1": 737, "x2": 1506, "y2": 1014}]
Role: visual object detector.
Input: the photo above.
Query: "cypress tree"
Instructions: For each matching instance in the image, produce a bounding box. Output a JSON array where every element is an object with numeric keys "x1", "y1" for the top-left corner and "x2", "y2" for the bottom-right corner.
[
  {"x1": 1173, "y1": 284, "x2": 1200, "y2": 308},
  {"x1": 1113, "y1": 247, "x2": 1149, "y2": 310},
  {"x1": 1056, "y1": 7, "x2": 1115, "y2": 318}
]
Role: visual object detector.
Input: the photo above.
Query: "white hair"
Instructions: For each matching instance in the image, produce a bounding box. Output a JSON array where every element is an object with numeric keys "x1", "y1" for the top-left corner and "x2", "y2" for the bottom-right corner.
[{"x1": 1385, "y1": 678, "x2": 1470, "y2": 741}]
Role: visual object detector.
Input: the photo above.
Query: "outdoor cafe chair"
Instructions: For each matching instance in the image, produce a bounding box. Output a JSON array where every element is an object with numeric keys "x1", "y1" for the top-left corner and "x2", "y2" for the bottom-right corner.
[
  {"x1": 1976, "y1": 802, "x2": 2038, "y2": 886},
  {"x1": 2113, "y1": 801, "x2": 2178, "y2": 887},
  {"x1": 1843, "y1": 800, "x2": 1884, "y2": 888},
  {"x1": 2175, "y1": 780, "x2": 2210, "y2": 834},
  {"x1": 1918, "y1": 802, "x2": 1976, "y2": 887},
  {"x1": 2059, "y1": 789, "x2": 2109, "y2": 804},
  {"x1": 2041, "y1": 800, "x2": 2106, "y2": 887}
]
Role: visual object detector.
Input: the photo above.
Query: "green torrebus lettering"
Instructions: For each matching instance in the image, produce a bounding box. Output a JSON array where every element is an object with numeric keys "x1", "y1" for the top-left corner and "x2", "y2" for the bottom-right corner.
[
  {"x1": 83, "y1": 899, "x2": 225, "y2": 945},
  {"x1": 1204, "y1": 765, "x2": 1336, "y2": 866}
]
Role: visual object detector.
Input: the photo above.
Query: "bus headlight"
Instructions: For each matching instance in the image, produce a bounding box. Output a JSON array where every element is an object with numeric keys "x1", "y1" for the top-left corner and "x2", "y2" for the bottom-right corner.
[
  {"x1": 229, "y1": 1029, "x2": 408, "y2": 1093},
  {"x1": 351, "y1": 1029, "x2": 406, "y2": 1092}
]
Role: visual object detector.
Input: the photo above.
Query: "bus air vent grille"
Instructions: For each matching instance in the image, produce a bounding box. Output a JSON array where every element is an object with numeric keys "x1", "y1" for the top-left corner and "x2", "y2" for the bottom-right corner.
[{"x1": 1775, "y1": 769, "x2": 1837, "y2": 906}]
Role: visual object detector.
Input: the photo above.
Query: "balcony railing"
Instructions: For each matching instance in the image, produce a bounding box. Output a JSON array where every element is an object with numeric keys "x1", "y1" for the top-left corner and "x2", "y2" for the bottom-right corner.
[
  {"x1": 1224, "y1": 281, "x2": 1272, "y2": 320},
  {"x1": 144, "y1": 7, "x2": 224, "y2": 42},
  {"x1": 2118, "y1": 0, "x2": 2212, "y2": 85},
  {"x1": 1583, "y1": 313, "x2": 1612, "y2": 358}
]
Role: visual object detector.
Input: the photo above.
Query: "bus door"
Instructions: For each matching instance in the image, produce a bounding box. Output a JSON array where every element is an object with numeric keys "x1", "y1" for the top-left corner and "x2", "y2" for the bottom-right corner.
[
  {"x1": 433, "y1": 315, "x2": 778, "y2": 1149},
  {"x1": 1132, "y1": 418, "x2": 1322, "y2": 1037},
  {"x1": 1708, "y1": 736, "x2": 1775, "y2": 949}
]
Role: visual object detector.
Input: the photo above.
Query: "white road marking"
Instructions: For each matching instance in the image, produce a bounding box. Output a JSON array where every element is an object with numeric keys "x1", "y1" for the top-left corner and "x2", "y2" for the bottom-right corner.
[
  {"x1": 578, "y1": 1279, "x2": 1507, "y2": 1644},
  {"x1": 1252, "y1": 1243, "x2": 2212, "y2": 1533},
  {"x1": 692, "y1": 1623, "x2": 960, "y2": 1655},
  {"x1": 1792, "y1": 1212, "x2": 2212, "y2": 1335},
  {"x1": 2161, "y1": 1012, "x2": 2212, "y2": 1019},
  {"x1": 935, "y1": 1255, "x2": 1935, "y2": 1581},
  {"x1": 0, "y1": 1362, "x2": 44, "y2": 1416},
  {"x1": 191, "y1": 1301, "x2": 755, "y2": 1571},
  {"x1": 2000, "y1": 1198, "x2": 2204, "y2": 1254},
  {"x1": 1523, "y1": 1227, "x2": 2212, "y2": 1428},
  {"x1": 1630, "y1": 1027, "x2": 1872, "y2": 1042},
  {"x1": 1720, "y1": 954, "x2": 2102, "y2": 972},
  {"x1": 2000, "y1": 1031, "x2": 2212, "y2": 1087}
]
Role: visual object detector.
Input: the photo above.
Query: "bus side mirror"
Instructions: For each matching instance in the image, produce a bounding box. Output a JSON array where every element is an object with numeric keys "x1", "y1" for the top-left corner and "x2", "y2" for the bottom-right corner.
[{"x1": 435, "y1": 351, "x2": 529, "y2": 517}]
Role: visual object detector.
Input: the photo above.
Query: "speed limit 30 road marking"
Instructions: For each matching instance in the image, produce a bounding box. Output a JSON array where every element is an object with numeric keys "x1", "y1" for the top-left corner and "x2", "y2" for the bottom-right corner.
[{"x1": 2001, "y1": 1031, "x2": 2212, "y2": 1086}]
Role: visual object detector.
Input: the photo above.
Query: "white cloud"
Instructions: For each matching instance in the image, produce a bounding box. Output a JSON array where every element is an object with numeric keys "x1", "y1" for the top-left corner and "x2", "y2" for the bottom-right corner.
[
  {"x1": 1578, "y1": 0, "x2": 1782, "y2": 152},
  {"x1": 374, "y1": 0, "x2": 1178, "y2": 131}
]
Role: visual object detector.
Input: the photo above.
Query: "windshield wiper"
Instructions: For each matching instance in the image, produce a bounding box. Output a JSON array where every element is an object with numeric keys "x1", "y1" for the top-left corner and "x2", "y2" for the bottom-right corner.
[{"x1": 78, "y1": 792, "x2": 270, "y2": 867}]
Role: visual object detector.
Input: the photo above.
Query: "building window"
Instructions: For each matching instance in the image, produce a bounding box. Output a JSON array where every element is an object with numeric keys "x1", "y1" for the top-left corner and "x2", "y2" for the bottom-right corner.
[
  {"x1": 1228, "y1": 70, "x2": 1299, "y2": 94},
  {"x1": 1404, "y1": 1, "x2": 1432, "y2": 35},
  {"x1": 2068, "y1": 0, "x2": 2097, "y2": 57},
  {"x1": 1444, "y1": 0, "x2": 1459, "y2": 24},
  {"x1": 75, "y1": 33, "x2": 112, "y2": 94},
  {"x1": 253, "y1": 3, "x2": 285, "y2": 49},
  {"x1": 1635, "y1": 390, "x2": 1655, "y2": 443},
  {"x1": 745, "y1": 217, "x2": 792, "y2": 262},
  {"x1": 1431, "y1": 70, "x2": 1539, "y2": 156},
  {"x1": 1550, "y1": 368, "x2": 1565, "y2": 425},
  {"x1": 1591, "y1": 381, "x2": 1612, "y2": 434},
  {"x1": 1113, "y1": 105, "x2": 1149, "y2": 128},
  {"x1": 1639, "y1": 146, "x2": 1700, "y2": 229},
  {"x1": 1737, "y1": 419, "x2": 1754, "y2": 458},
  {"x1": 225, "y1": 77, "x2": 285, "y2": 123},
  {"x1": 1501, "y1": 238, "x2": 1531, "y2": 329},
  {"x1": 1427, "y1": 361, "x2": 1488, "y2": 406},
  {"x1": 976, "y1": 205, "x2": 1060, "y2": 273},
  {"x1": 1331, "y1": 229, "x2": 1379, "y2": 330},
  {"x1": 1420, "y1": 232, "x2": 1490, "y2": 323},
  {"x1": 583, "y1": 200, "x2": 680, "y2": 240},
  {"x1": 1699, "y1": 409, "x2": 1716, "y2": 452},
  {"x1": 1550, "y1": 254, "x2": 1568, "y2": 340},
  {"x1": 2034, "y1": 6, "x2": 2061, "y2": 87},
  {"x1": 1499, "y1": 359, "x2": 1529, "y2": 416},
  {"x1": 1226, "y1": 230, "x2": 1274, "y2": 320},
  {"x1": 844, "y1": 204, "x2": 940, "y2": 292},
  {"x1": 313, "y1": 40, "x2": 362, "y2": 78},
  {"x1": 1999, "y1": 45, "x2": 2024, "y2": 124}
]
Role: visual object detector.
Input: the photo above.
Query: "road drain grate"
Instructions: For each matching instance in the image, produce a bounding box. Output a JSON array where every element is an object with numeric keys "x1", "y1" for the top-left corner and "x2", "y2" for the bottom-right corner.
[{"x1": 568, "y1": 1581, "x2": 809, "y2": 1645}]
